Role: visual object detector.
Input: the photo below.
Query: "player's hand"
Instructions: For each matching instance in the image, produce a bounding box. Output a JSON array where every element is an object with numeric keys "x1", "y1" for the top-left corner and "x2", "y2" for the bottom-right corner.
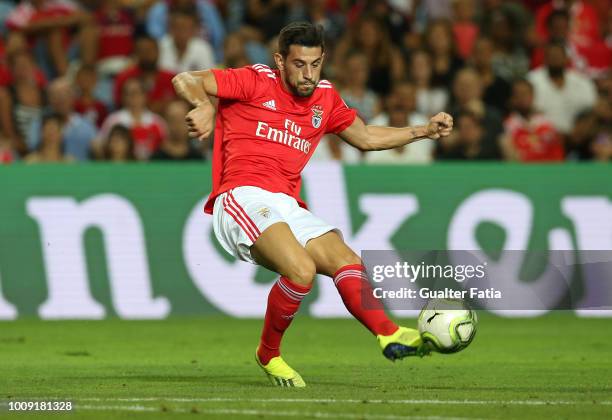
[
  {"x1": 185, "y1": 102, "x2": 215, "y2": 141},
  {"x1": 426, "y1": 112, "x2": 453, "y2": 140}
]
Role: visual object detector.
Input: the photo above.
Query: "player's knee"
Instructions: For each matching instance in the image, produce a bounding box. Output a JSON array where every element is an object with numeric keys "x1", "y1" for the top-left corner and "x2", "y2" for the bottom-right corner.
[
  {"x1": 333, "y1": 250, "x2": 362, "y2": 271},
  {"x1": 285, "y1": 258, "x2": 316, "y2": 286}
]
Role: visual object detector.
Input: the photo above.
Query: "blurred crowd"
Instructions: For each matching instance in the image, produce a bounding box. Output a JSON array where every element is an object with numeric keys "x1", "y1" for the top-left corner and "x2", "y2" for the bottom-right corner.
[{"x1": 0, "y1": 0, "x2": 611, "y2": 164}]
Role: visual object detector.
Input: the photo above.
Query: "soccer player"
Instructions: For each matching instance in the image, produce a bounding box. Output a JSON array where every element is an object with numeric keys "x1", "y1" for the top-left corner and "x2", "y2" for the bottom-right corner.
[{"x1": 172, "y1": 22, "x2": 453, "y2": 387}]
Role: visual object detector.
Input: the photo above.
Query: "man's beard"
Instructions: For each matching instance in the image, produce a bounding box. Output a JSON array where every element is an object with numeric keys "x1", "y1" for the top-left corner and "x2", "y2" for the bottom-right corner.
[
  {"x1": 288, "y1": 80, "x2": 317, "y2": 97},
  {"x1": 547, "y1": 66, "x2": 565, "y2": 79},
  {"x1": 515, "y1": 106, "x2": 531, "y2": 118},
  {"x1": 139, "y1": 60, "x2": 158, "y2": 72}
]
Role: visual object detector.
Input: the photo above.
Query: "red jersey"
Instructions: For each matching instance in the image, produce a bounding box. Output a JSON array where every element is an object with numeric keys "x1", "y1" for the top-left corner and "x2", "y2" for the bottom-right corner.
[
  {"x1": 74, "y1": 98, "x2": 108, "y2": 127},
  {"x1": 94, "y1": 7, "x2": 135, "y2": 60},
  {"x1": 6, "y1": 0, "x2": 78, "y2": 49},
  {"x1": 99, "y1": 109, "x2": 167, "y2": 159},
  {"x1": 532, "y1": 1, "x2": 612, "y2": 74},
  {"x1": 504, "y1": 112, "x2": 564, "y2": 162},
  {"x1": 0, "y1": 63, "x2": 46, "y2": 88},
  {"x1": 6, "y1": 1, "x2": 77, "y2": 31},
  {"x1": 113, "y1": 66, "x2": 176, "y2": 108},
  {"x1": 204, "y1": 64, "x2": 357, "y2": 214}
]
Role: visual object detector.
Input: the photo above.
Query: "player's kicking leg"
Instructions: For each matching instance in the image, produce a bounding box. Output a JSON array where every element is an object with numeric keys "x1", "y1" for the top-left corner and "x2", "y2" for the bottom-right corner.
[
  {"x1": 305, "y1": 232, "x2": 431, "y2": 361},
  {"x1": 250, "y1": 222, "x2": 317, "y2": 387}
]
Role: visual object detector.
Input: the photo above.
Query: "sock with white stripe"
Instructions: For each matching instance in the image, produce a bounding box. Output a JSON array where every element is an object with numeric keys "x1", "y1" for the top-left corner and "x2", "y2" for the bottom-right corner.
[
  {"x1": 333, "y1": 264, "x2": 398, "y2": 336},
  {"x1": 257, "y1": 276, "x2": 311, "y2": 365}
]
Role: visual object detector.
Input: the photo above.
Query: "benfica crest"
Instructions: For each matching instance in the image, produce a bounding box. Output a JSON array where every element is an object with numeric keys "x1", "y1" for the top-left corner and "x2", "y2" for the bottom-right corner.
[
  {"x1": 311, "y1": 105, "x2": 323, "y2": 128},
  {"x1": 257, "y1": 207, "x2": 271, "y2": 218}
]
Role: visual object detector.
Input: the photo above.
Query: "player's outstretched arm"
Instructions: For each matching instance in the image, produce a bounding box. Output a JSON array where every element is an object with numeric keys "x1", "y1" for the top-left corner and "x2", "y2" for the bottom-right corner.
[
  {"x1": 338, "y1": 112, "x2": 453, "y2": 151},
  {"x1": 172, "y1": 70, "x2": 218, "y2": 140},
  {"x1": 172, "y1": 70, "x2": 218, "y2": 106}
]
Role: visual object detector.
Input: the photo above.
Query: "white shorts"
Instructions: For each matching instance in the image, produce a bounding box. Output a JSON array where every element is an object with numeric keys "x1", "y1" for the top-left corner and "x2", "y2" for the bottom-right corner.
[{"x1": 212, "y1": 186, "x2": 338, "y2": 264}]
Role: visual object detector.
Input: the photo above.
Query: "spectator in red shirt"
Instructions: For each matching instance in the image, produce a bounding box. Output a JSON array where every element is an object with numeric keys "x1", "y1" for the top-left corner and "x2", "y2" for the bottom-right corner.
[
  {"x1": 531, "y1": 9, "x2": 592, "y2": 71},
  {"x1": 533, "y1": 0, "x2": 612, "y2": 76},
  {"x1": 0, "y1": 33, "x2": 47, "y2": 88},
  {"x1": 452, "y1": 0, "x2": 479, "y2": 59},
  {"x1": 501, "y1": 79, "x2": 564, "y2": 162},
  {"x1": 91, "y1": 0, "x2": 136, "y2": 75},
  {"x1": 113, "y1": 35, "x2": 176, "y2": 114},
  {"x1": 5, "y1": 0, "x2": 97, "y2": 77},
  {"x1": 73, "y1": 64, "x2": 108, "y2": 128},
  {"x1": 99, "y1": 78, "x2": 167, "y2": 161}
]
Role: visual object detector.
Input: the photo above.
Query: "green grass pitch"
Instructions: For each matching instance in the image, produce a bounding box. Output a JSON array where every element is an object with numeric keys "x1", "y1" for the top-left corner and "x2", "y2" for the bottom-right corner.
[{"x1": 1, "y1": 314, "x2": 611, "y2": 419}]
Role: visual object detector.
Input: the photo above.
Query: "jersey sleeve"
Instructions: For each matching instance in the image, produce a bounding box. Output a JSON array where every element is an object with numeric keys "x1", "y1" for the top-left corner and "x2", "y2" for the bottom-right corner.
[
  {"x1": 211, "y1": 66, "x2": 262, "y2": 101},
  {"x1": 326, "y1": 88, "x2": 357, "y2": 134}
]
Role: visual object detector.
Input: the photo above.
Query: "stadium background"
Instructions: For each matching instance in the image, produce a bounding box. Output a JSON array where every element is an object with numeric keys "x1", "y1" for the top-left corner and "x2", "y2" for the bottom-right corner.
[
  {"x1": 0, "y1": 0, "x2": 610, "y2": 318},
  {"x1": 0, "y1": 2, "x2": 611, "y2": 419}
]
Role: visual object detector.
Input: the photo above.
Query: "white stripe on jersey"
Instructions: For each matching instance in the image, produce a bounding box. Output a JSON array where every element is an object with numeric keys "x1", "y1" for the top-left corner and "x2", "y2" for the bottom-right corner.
[{"x1": 252, "y1": 64, "x2": 276, "y2": 79}]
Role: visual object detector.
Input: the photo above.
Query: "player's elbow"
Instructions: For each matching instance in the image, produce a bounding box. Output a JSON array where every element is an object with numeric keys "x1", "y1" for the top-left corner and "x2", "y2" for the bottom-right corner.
[
  {"x1": 359, "y1": 126, "x2": 390, "y2": 151},
  {"x1": 173, "y1": 69, "x2": 209, "y2": 83},
  {"x1": 359, "y1": 137, "x2": 384, "y2": 152},
  {"x1": 356, "y1": 131, "x2": 379, "y2": 152},
  {"x1": 359, "y1": 143, "x2": 374, "y2": 152}
]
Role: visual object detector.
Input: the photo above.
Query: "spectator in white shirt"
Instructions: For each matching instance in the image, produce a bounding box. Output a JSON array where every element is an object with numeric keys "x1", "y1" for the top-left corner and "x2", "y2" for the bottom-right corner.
[
  {"x1": 158, "y1": 7, "x2": 216, "y2": 73},
  {"x1": 409, "y1": 49, "x2": 448, "y2": 117},
  {"x1": 366, "y1": 82, "x2": 434, "y2": 164},
  {"x1": 527, "y1": 42, "x2": 597, "y2": 134}
]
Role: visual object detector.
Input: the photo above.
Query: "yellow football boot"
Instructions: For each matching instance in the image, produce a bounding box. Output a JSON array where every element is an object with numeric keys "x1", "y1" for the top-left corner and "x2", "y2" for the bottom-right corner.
[
  {"x1": 255, "y1": 350, "x2": 306, "y2": 388},
  {"x1": 378, "y1": 326, "x2": 432, "y2": 361}
]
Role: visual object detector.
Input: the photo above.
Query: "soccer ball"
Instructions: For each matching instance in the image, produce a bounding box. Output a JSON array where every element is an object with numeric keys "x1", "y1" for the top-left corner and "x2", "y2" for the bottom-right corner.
[{"x1": 417, "y1": 299, "x2": 478, "y2": 354}]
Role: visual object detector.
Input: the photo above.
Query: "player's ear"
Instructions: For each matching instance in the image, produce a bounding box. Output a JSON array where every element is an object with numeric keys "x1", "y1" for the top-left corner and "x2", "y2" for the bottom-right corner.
[{"x1": 273, "y1": 53, "x2": 285, "y2": 71}]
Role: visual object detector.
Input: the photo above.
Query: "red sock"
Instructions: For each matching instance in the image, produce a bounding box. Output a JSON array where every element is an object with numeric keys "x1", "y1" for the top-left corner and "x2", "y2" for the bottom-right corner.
[
  {"x1": 257, "y1": 276, "x2": 311, "y2": 365},
  {"x1": 334, "y1": 264, "x2": 398, "y2": 336}
]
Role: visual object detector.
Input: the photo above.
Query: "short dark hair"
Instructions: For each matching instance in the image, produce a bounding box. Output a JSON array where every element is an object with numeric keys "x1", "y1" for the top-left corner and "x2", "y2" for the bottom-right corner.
[
  {"x1": 546, "y1": 9, "x2": 569, "y2": 28},
  {"x1": 77, "y1": 63, "x2": 96, "y2": 75},
  {"x1": 42, "y1": 113, "x2": 63, "y2": 127},
  {"x1": 278, "y1": 22, "x2": 325, "y2": 57},
  {"x1": 513, "y1": 78, "x2": 534, "y2": 93},
  {"x1": 545, "y1": 40, "x2": 567, "y2": 55},
  {"x1": 169, "y1": 5, "x2": 199, "y2": 22},
  {"x1": 135, "y1": 34, "x2": 158, "y2": 47},
  {"x1": 39, "y1": 113, "x2": 65, "y2": 151},
  {"x1": 105, "y1": 124, "x2": 135, "y2": 161},
  {"x1": 457, "y1": 110, "x2": 483, "y2": 126}
]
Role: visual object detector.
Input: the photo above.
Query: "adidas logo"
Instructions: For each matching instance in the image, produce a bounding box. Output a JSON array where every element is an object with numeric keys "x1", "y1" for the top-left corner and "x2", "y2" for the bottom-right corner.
[{"x1": 262, "y1": 100, "x2": 276, "y2": 110}]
